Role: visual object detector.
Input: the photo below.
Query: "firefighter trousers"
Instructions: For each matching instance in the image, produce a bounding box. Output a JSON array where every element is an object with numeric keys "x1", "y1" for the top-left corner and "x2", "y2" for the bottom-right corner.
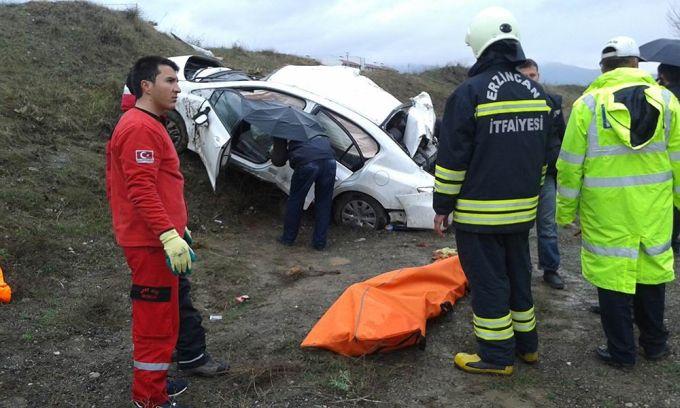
[
  {"x1": 124, "y1": 246, "x2": 179, "y2": 406},
  {"x1": 455, "y1": 230, "x2": 538, "y2": 366}
]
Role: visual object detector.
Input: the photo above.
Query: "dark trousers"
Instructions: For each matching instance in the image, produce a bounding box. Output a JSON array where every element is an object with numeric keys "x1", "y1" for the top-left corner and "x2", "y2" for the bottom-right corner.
[
  {"x1": 535, "y1": 174, "x2": 560, "y2": 272},
  {"x1": 456, "y1": 230, "x2": 538, "y2": 366},
  {"x1": 176, "y1": 276, "x2": 207, "y2": 369},
  {"x1": 282, "y1": 158, "x2": 336, "y2": 248},
  {"x1": 597, "y1": 284, "x2": 668, "y2": 365}
]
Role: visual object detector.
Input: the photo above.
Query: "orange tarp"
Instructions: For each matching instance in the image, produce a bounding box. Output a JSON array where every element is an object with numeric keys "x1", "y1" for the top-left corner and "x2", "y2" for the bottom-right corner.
[
  {"x1": 0, "y1": 265, "x2": 11, "y2": 304},
  {"x1": 301, "y1": 256, "x2": 467, "y2": 357}
]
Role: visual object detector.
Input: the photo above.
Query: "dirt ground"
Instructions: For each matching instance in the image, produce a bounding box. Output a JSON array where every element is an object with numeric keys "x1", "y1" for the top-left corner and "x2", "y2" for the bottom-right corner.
[{"x1": 2, "y1": 154, "x2": 680, "y2": 407}]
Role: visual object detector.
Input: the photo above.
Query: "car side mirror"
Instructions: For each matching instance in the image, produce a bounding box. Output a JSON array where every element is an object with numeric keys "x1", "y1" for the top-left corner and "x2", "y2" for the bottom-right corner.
[
  {"x1": 194, "y1": 113, "x2": 209, "y2": 126},
  {"x1": 192, "y1": 106, "x2": 211, "y2": 127}
]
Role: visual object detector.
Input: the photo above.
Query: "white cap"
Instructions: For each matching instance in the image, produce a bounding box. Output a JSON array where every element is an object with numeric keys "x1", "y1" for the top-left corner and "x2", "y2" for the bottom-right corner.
[{"x1": 601, "y1": 36, "x2": 643, "y2": 60}]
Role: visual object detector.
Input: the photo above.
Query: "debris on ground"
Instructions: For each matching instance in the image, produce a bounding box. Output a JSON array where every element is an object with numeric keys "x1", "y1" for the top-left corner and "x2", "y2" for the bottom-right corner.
[{"x1": 431, "y1": 247, "x2": 458, "y2": 261}]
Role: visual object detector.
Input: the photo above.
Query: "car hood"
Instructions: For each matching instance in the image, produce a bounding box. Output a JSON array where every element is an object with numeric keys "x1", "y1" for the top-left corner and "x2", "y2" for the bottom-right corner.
[{"x1": 266, "y1": 65, "x2": 401, "y2": 125}]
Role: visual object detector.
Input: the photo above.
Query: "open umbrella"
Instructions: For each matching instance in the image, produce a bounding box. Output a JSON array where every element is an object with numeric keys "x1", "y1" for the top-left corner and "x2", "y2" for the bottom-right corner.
[
  {"x1": 640, "y1": 38, "x2": 680, "y2": 67},
  {"x1": 237, "y1": 98, "x2": 326, "y2": 142}
]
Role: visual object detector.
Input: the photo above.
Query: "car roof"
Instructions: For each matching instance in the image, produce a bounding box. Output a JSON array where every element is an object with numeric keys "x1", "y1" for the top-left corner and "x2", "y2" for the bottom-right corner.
[{"x1": 266, "y1": 65, "x2": 401, "y2": 125}]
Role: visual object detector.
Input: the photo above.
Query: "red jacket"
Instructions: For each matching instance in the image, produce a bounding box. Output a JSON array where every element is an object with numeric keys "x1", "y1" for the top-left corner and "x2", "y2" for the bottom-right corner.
[{"x1": 106, "y1": 108, "x2": 187, "y2": 247}]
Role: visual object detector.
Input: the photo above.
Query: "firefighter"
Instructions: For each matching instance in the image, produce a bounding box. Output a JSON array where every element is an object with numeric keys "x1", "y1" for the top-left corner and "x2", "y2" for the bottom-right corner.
[
  {"x1": 433, "y1": 6, "x2": 552, "y2": 375},
  {"x1": 557, "y1": 37, "x2": 680, "y2": 367},
  {"x1": 107, "y1": 56, "x2": 193, "y2": 408}
]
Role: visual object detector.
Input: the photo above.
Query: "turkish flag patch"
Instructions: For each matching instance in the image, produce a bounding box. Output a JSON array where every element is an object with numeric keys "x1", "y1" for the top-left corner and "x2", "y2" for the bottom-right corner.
[{"x1": 135, "y1": 150, "x2": 155, "y2": 164}]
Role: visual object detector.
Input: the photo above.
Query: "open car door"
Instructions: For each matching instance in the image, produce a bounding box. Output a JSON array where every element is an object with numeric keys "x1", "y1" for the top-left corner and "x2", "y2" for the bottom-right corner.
[{"x1": 183, "y1": 91, "x2": 234, "y2": 191}]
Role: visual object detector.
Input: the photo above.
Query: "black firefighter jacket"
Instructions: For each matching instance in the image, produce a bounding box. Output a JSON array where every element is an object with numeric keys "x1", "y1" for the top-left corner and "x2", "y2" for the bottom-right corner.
[{"x1": 433, "y1": 51, "x2": 553, "y2": 234}]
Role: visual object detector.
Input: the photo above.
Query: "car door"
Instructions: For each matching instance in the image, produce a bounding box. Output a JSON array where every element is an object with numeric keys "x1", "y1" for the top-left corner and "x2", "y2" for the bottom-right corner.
[
  {"x1": 189, "y1": 89, "x2": 240, "y2": 190},
  {"x1": 402, "y1": 92, "x2": 436, "y2": 157}
]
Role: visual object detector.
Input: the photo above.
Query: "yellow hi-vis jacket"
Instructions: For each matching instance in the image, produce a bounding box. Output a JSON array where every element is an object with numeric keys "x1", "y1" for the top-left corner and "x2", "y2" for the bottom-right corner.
[{"x1": 556, "y1": 68, "x2": 680, "y2": 294}]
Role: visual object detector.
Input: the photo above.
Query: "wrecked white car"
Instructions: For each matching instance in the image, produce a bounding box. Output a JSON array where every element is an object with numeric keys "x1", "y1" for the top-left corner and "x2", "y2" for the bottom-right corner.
[{"x1": 166, "y1": 55, "x2": 439, "y2": 229}]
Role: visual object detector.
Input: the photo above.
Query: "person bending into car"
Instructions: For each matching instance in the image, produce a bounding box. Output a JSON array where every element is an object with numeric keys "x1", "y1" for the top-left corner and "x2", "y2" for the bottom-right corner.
[{"x1": 271, "y1": 134, "x2": 336, "y2": 250}]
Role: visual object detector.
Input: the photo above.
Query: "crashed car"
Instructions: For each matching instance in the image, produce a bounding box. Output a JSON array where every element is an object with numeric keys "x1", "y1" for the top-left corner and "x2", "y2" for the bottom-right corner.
[{"x1": 166, "y1": 55, "x2": 439, "y2": 229}]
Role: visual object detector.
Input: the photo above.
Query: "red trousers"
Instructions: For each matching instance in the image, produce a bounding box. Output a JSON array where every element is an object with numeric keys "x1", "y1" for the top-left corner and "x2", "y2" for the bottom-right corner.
[{"x1": 124, "y1": 247, "x2": 179, "y2": 406}]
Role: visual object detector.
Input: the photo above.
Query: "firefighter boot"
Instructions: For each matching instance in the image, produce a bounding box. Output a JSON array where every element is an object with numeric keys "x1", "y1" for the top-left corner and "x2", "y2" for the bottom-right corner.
[
  {"x1": 516, "y1": 351, "x2": 539, "y2": 364},
  {"x1": 454, "y1": 353, "x2": 513, "y2": 375}
]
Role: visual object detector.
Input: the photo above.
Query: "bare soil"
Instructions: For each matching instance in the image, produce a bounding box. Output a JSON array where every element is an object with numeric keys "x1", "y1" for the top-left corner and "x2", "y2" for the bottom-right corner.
[{"x1": 2, "y1": 153, "x2": 680, "y2": 407}]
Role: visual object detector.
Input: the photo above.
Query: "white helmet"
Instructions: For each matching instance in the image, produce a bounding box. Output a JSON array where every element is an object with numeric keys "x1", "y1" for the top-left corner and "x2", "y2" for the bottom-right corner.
[{"x1": 465, "y1": 6, "x2": 521, "y2": 59}]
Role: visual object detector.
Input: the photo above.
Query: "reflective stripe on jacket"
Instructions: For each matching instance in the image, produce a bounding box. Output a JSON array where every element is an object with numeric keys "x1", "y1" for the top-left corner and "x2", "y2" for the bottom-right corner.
[{"x1": 556, "y1": 67, "x2": 679, "y2": 293}]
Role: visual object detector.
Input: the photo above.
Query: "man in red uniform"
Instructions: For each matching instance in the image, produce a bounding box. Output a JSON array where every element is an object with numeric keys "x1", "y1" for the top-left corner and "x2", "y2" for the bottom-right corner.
[{"x1": 107, "y1": 56, "x2": 194, "y2": 408}]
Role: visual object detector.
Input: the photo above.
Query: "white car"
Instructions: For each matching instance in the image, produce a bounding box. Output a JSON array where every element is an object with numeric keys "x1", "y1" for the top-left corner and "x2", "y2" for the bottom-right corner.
[{"x1": 166, "y1": 55, "x2": 439, "y2": 229}]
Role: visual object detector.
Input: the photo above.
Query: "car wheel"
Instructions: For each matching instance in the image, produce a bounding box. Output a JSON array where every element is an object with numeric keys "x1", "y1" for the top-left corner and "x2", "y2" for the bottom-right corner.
[
  {"x1": 165, "y1": 110, "x2": 188, "y2": 153},
  {"x1": 334, "y1": 192, "x2": 388, "y2": 230}
]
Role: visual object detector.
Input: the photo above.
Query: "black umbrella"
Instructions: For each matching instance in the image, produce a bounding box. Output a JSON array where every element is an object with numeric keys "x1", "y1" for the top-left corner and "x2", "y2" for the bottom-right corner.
[
  {"x1": 640, "y1": 38, "x2": 680, "y2": 67},
  {"x1": 237, "y1": 97, "x2": 326, "y2": 142}
]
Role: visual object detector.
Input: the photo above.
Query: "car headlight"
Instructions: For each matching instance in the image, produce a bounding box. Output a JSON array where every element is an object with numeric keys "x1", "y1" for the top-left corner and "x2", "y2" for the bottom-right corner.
[{"x1": 417, "y1": 186, "x2": 434, "y2": 193}]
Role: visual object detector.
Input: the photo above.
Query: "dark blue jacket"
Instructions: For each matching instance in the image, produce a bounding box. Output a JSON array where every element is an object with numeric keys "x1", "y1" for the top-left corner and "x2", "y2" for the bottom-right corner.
[{"x1": 271, "y1": 136, "x2": 335, "y2": 169}]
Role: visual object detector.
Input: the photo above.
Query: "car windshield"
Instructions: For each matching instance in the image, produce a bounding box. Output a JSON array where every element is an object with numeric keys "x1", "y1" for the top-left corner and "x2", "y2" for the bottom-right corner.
[{"x1": 195, "y1": 70, "x2": 251, "y2": 82}]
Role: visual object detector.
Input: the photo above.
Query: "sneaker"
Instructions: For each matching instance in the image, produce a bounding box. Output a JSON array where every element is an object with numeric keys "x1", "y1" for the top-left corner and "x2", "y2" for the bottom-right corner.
[
  {"x1": 453, "y1": 352, "x2": 513, "y2": 375},
  {"x1": 543, "y1": 271, "x2": 564, "y2": 290},
  {"x1": 516, "y1": 351, "x2": 539, "y2": 364},
  {"x1": 180, "y1": 355, "x2": 230, "y2": 377},
  {"x1": 277, "y1": 237, "x2": 294, "y2": 247},
  {"x1": 312, "y1": 243, "x2": 326, "y2": 251},
  {"x1": 595, "y1": 345, "x2": 634, "y2": 368},
  {"x1": 167, "y1": 378, "x2": 188, "y2": 398}
]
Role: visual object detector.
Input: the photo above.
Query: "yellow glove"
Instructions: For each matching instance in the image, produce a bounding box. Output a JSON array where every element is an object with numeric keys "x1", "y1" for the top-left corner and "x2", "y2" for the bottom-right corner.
[{"x1": 159, "y1": 229, "x2": 195, "y2": 275}]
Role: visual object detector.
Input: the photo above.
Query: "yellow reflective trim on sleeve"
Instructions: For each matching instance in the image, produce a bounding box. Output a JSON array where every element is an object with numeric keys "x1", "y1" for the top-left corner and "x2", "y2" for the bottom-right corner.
[
  {"x1": 510, "y1": 307, "x2": 535, "y2": 321},
  {"x1": 435, "y1": 165, "x2": 466, "y2": 181},
  {"x1": 541, "y1": 165, "x2": 547, "y2": 175},
  {"x1": 473, "y1": 313, "x2": 512, "y2": 329},
  {"x1": 434, "y1": 180, "x2": 461, "y2": 195},
  {"x1": 456, "y1": 196, "x2": 538, "y2": 212},
  {"x1": 476, "y1": 99, "x2": 550, "y2": 118},
  {"x1": 474, "y1": 326, "x2": 515, "y2": 341}
]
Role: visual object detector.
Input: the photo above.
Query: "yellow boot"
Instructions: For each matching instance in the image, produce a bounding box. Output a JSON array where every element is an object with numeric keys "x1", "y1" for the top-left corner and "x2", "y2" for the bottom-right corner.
[
  {"x1": 454, "y1": 353, "x2": 513, "y2": 375},
  {"x1": 517, "y1": 351, "x2": 539, "y2": 364}
]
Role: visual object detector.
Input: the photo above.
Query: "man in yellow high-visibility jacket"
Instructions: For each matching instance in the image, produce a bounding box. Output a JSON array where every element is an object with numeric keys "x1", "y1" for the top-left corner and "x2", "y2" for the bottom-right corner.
[{"x1": 557, "y1": 36, "x2": 680, "y2": 367}]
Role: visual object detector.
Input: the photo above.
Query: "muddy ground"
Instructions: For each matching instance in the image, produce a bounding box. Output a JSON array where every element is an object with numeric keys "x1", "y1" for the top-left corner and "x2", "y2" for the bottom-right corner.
[{"x1": 1, "y1": 153, "x2": 680, "y2": 407}]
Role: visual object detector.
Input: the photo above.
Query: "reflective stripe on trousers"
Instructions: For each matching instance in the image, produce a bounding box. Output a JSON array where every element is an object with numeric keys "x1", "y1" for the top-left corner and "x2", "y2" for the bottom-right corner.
[
  {"x1": 473, "y1": 312, "x2": 514, "y2": 341},
  {"x1": 511, "y1": 307, "x2": 536, "y2": 332}
]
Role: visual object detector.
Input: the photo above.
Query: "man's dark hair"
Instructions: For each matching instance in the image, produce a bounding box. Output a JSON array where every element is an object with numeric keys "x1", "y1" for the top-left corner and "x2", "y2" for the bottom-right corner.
[
  {"x1": 518, "y1": 58, "x2": 538, "y2": 71},
  {"x1": 658, "y1": 63, "x2": 680, "y2": 85},
  {"x1": 599, "y1": 53, "x2": 638, "y2": 73},
  {"x1": 129, "y1": 56, "x2": 179, "y2": 98}
]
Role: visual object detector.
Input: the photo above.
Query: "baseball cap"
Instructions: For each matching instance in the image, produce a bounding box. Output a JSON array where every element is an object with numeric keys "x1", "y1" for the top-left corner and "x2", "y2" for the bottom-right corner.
[{"x1": 601, "y1": 36, "x2": 645, "y2": 61}]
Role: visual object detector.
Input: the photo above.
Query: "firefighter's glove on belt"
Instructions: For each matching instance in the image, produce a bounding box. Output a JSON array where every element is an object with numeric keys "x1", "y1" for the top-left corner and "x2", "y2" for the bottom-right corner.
[{"x1": 160, "y1": 229, "x2": 196, "y2": 276}]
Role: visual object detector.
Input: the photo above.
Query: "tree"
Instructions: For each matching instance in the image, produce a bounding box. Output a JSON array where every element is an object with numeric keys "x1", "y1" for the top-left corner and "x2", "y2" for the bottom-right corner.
[{"x1": 669, "y1": 4, "x2": 680, "y2": 37}]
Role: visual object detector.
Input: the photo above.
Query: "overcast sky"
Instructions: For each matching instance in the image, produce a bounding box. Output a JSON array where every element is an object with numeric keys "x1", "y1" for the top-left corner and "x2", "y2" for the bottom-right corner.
[{"x1": 100, "y1": 0, "x2": 676, "y2": 70}]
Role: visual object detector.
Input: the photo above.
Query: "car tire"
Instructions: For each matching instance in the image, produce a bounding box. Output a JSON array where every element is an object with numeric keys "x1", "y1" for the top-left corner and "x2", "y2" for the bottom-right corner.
[
  {"x1": 165, "y1": 110, "x2": 188, "y2": 153},
  {"x1": 333, "y1": 192, "x2": 388, "y2": 230}
]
